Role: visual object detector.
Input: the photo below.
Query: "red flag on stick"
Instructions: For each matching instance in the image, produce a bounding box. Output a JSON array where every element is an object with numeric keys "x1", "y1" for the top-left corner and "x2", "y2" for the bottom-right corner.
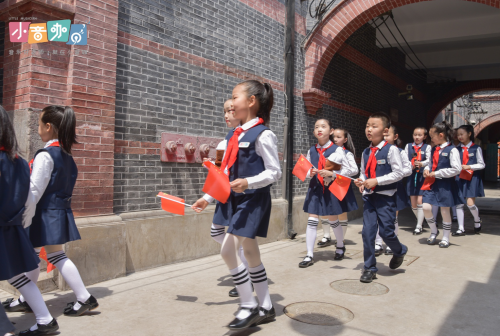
[
  {"x1": 292, "y1": 154, "x2": 314, "y2": 182},
  {"x1": 158, "y1": 192, "x2": 186, "y2": 215},
  {"x1": 39, "y1": 247, "x2": 56, "y2": 273},
  {"x1": 202, "y1": 165, "x2": 231, "y2": 204},
  {"x1": 421, "y1": 177, "x2": 435, "y2": 190},
  {"x1": 329, "y1": 174, "x2": 352, "y2": 201}
]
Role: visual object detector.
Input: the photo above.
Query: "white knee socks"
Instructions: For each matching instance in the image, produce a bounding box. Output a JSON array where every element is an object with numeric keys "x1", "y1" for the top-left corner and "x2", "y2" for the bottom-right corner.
[
  {"x1": 442, "y1": 222, "x2": 452, "y2": 242},
  {"x1": 330, "y1": 220, "x2": 344, "y2": 254},
  {"x1": 432, "y1": 205, "x2": 439, "y2": 221},
  {"x1": 456, "y1": 204, "x2": 465, "y2": 231},
  {"x1": 230, "y1": 264, "x2": 257, "y2": 319},
  {"x1": 425, "y1": 217, "x2": 438, "y2": 237},
  {"x1": 249, "y1": 263, "x2": 272, "y2": 315},
  {"x1": 468, "y1": 205, "x2": 481, "y2": 224},
  {"x1": 17, "y1": 249, "x2": 41, "y2": 305},
  {"x1": 47, "y1": 251, "x2": 91, "y2": 309},
  {"x1": 210, "y1": 223, "x2": 226, "y2": 244},
  {"x1": 8, "y1": 275, "x2": 53, "y2": 331},
  {"x1": 340, "y1": 220, "x2": 348, "y2": 238},
  {"x1": 416, "y1": 204, "x2": 424, "y2": 229},
  {"x1": 322, "y1": 219, "x2": 331, "y2": 239},
  {"x1": 306, "y1": 217, "x2": 319, "y2": 257}
]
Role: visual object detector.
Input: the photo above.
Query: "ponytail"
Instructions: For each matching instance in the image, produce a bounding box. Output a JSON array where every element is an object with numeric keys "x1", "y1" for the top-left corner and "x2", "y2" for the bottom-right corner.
[
  {"x1": 431, "y1": 121, "x2": 453, "y2": 143},
  {"x1": 41, "y1": 105, "x2": 78, "y2": 154},
  {"x1": 335, "y1": 127, "x2": 356, "y2": 157},
  {"x1": 0, "y1": 105, "x2": 18, "y2": 160},
  {"x1": 389, "y1": 125, "x2": 402, "y2": 148},
  {"x1": 458, "y1": 124, "x2": 475, "y2": 142},
  {"x1": 237, "y1": 80, "x2": 274, "y2": 126}
]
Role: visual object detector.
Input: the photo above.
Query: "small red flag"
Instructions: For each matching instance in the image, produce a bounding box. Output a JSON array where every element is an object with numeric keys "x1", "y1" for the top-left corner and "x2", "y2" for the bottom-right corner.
[
  {"x1": 292, "y1": 154, "x2": 314, "y2": 182},
  {"x1": 459, "y1": 169, "x2": 473, "y2": 181},
  {"x1": 39, "y1": 247, "x2": 56, "y2": 273},
  {"x1": 203, "y1": 160, "x2": 215, "y2": 170},
  {"x1": 329, "y1": 174, "x2": 351, "y2": 201},
  {"x1": 421, "y1": 176, "x2": 435, "y2": 190},
  {"x1": 158, "y1": 192, "x2": 185, "y2": 215},
  {"x1": 202, "y1": 165, "x2": 231, "y2": 203}
]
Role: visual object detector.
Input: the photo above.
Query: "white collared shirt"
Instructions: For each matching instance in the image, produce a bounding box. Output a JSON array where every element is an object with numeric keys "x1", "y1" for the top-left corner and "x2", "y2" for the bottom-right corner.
[
  {"x1": 305, "y1": 141, "x2": 346, "y2": 180},
  {"x1": 22, "y1": 139, "x2": 58, "y2": 228},
  {"x1": 461, "y1": 141, "x2": 485, "y2": 171},
  {"x1": 340, "y1": 150, "x2": 359, "y2": 177},
  {"x1": 423, "y1": 142, "x2": 461, "y2": 178},
  {"x1": 359, "y1": 140, "x2": 404, "y2": 196},
  {"x1": 400, "y1": 148, "x2": 413, "y2": 178},
  {"x1": 203, "y1": 118, "x2": 281, "y2": 203},
  {"x1": 404, "y1": 142, "x2": 431, "y2": 168}
]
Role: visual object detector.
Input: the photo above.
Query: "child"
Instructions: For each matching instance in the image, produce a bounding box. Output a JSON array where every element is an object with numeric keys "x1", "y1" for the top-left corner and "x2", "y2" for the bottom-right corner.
[
  {"x1": 354, "y1": 113, "x2": 408, "y2": 283},
  {"x1": 205, "y1": 99, "x2": 249, "y2": 298},
  {"x1": 0, "y1": 106, "x2": 59, "y2": 335},
  {"x1": 405, "y1": 127, "x2": 431, "y2": 235},
  {"x1": 318, "y1": 128, "x2": 358, "y2": 247},
  {"x1": 4, "y1": 106, "x2": 99, "y2": 318},
  {"x1": 422, "y1": 121, "x2": 464, "y2": 248},
  {"x1": 375, "y1": 125, "x2": 412, "y2": 255},
  {"x1": 300, "y1": 119, "x2": 347, "y2": 266},
  {"x1": 192, "y1": 80, "x2": 281, "y2": 330},
  {"x1": 454, "y1": 125, "x2": 485, "y2": 235}
]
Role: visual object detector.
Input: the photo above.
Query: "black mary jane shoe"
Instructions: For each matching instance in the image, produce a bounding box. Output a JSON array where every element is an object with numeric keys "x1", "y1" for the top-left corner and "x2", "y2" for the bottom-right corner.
[
  {"x1": 334, "y1": 246, "x2": 346, "y2": 260},
  {"x1": 19, "y1": 318, "x2": 59, "y2": 335},
  {"x1": 389, "y1": 247, "x2": 408, "y2": 270},
  {"x1": 228, "y1": 307, "x2": 261, "y2": 330},
  {"x1": 228, "y1": 287, "x2": 239, "y2": 297},
  {"x1": 374, "y1": 244, "x2": 383, "y2": 257},
  {"x1": 317, "y1": 237, "x2": 331, "y2": 247},
  {"x1": 299, "y1": 256, "x2": 314, "y2": 268},
  {"x1": 360, "y1": 270, "x2": 377, "y2": 283},
  {"x1": 63, "y1": 295, "x2": 99, "y2": 317},
  {"x1": 2, "y1": 298, "x2": 32, "y2": 313},
  {"x1": 254, "y1": 306, "x2": 276, "y2": 326},
  {"x1": 452, "y1": 229, "x2": 465, "y2": 237},
  {"x1": 474, "y1": 220, "x2": 482, "y2": 234}
]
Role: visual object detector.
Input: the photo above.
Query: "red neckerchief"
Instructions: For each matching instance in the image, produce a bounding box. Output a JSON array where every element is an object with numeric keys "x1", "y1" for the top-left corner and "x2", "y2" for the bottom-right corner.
[
  {"x1": 365, "y1": 141, "x2": 388, "y2": 180},
  {"x1": 220, "y1": 118, "x2": 264, "y2": 175},
  {"x1": 431, "y1": 143, "x2": 449, "y2": 172},
  {"x1": 29, "y1": 141, "x2": 60, "y2": 174},
  {"x1": 462, "y1": 143, "x2": 474, "y2": 165},
  {"x1": 412, "y1": 144, "x2": 423, "y2": 172},
  {"x1": 342, "y1": 146, "x2": 346, "y2": 150},
  {"x1": 316, "y1": 142, "x2": 334, "y2": 187},
  {"x1": 0, "y1": 146, "x2": 18, "y2": 158}
]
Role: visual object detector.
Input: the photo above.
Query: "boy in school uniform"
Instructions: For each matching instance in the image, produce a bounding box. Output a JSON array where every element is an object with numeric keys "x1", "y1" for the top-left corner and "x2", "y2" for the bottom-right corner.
[{"x1": 355, "y1": 113, "x2": 408, "y2": 283}]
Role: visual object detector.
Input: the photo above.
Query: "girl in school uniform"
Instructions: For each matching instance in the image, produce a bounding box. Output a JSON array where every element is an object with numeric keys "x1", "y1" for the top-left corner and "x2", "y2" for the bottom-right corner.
[
  {"x1": 318, "y1": 128, "x2": 358, "y2": 247},
  {"x1": 300, "y1": 119, "x2": 348, "y2": 267},
  {"x1": 453, "y1": 125, "x2": 485, "y2": 236},
  {"x1": 204, "y1": 99, "x2": 249, "y2": 298},
  {"x1": 0, "y1": 106, "x2": 58, "y2": 335},
  {"x1": 193, "y1": 80, "x2": 281, "y2": 330},
  {"x1": 405, "y1": 127, "x2": 431, "y2": 235},
  {"x1": 375, "y1": 125, "x2": 412, "y2": 255},
  {"x1": 422, "y1": 121, "x2": 464, "y2": 248},
  {"x1": 4, "y1": 106, "x2": 99, "y2": 318}
]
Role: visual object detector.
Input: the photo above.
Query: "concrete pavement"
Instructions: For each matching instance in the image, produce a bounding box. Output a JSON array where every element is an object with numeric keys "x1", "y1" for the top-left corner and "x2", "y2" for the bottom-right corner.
[{"x1": 2, "y1": 193, "x2": 500, "y2": 336}]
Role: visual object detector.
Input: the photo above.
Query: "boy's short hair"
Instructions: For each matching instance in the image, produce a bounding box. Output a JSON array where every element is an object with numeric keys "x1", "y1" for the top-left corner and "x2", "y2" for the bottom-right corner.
[{"x1": 369, "y1": 112, "x2": 391, "y2": 129}]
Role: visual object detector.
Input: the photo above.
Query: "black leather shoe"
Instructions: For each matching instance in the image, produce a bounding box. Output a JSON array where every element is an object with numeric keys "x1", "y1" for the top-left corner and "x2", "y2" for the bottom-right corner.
[
  {"x1": 299, "y1": 256, "x2": 314, "y2": 268},
  {"x1": 474, "y1": 220, "x2": 482, "y2": 234},
  {"x1": 334, "y1": 246, "x2": 346, "y2": 260},
  {"x1": 389, "y1": 248, "x2": 408, "y2": 270},
  {"x1": 63, "y1": 295, "x2": 99, "y2": 317},
  {"x1": 255, "y1": 306, "x2": 276, "y2": 325},
  {"x1": 2, "y1": 298, "x2": 32, "y2": 313},
  {"x1": 317, "y1": 237, "x2": 331, "y2": 247},
  {"x1": 452, "y1": 229, "x2": 465, "y2": 236},
  {"x1": 360, "y1": 270, "x2": 377, "y2": 283},
  {"x1": 19, "y1": 318, "x2": 59, "y2": 335},
  {"x1": 229, "y1": 287, "x2": 239, "y2": 297},
  {"x1": 228, "y1": 307, "x2": 261, "y2": 330}
]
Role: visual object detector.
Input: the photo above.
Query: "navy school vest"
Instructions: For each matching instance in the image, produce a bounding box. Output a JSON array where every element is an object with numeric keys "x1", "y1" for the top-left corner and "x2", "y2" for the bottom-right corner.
[
  {"x1": 429, "y1": 144, "x2": 453, "y2": 173},
  {"x1": 33, "y1": 146, "x2": 78, "y2": 211},
  {"x1": 308, "y1": 143, "x2": 339, "y2": 188},
  {"x1": 407, "y1": 143, "x2": 428, "y2": 162},
  {"x1": 0, "y1": 152, "x2": 30, "y2": 227},
  {"x1": 228, "y1": 124, "x2": 271, "y2": 194},
  {"x1": 362, "y1": 143, "x2": 397, "y2": 192},
  {"x1": 457, "y1": 144, "x2": 481, "y2": 177}
]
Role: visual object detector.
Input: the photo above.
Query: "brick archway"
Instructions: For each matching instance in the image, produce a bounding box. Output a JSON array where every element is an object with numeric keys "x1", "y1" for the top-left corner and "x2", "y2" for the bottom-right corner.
[
  {"x1": 302, "y1": 0, "x2": 500, "y2": 114},
  {"x1": 475, "y1": 113, "x2": 500, "y2": 137},
  {"x1": 427, "y1": 79, "x2": 500, "y2": 127}
]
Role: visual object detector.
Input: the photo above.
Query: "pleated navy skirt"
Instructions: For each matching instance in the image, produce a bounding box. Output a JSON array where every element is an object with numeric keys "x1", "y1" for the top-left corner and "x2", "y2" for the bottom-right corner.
[
  {"x1": 458, "y1": 173, "x2": 485, "y2": 198},
  {"x1": 423, "y1": 177, "x2": 465, "y2": 207},
  {"x1": 395, "y1": 180, "x2": 411, "y2": 211},
  {"x1": 407, "y1": 170, "x2": 425, "y2": 196},
  {"x1": 223, "y1": 191, "x2": 272, "y2": 239},
  {"x1": 303, "y1": 181, "x2": 344, "y2": 216},
  {"x1": 27, "y1": 208, "x2": 81, "y2": 247},
  {"x1": 0, "y1": 225, "x2": 39, "y2": 281},
  {"x1": 339, "y1": 185, "x2": 359, "y2": 213},
  {"x1": 213, "y1": 201, "x2": 230, "y2": 226}
]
